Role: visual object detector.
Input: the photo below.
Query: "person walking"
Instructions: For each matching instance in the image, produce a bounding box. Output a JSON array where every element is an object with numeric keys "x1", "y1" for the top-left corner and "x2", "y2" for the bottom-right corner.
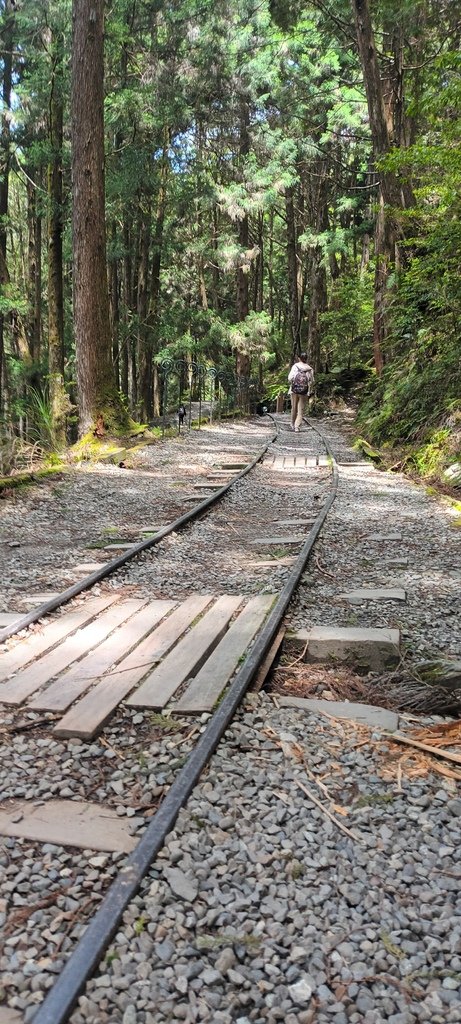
[{"x1": 288, "y1": 353, "x2": 314, "y2": 431}]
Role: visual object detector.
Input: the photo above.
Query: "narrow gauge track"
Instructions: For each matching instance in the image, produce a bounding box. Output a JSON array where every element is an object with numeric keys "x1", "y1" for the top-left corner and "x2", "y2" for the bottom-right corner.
[{"x1": 0, "y1": 416, "x2": 339, "y2": 1024}]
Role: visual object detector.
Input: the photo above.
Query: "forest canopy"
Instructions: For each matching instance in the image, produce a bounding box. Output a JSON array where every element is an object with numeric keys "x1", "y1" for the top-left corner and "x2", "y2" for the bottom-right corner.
[{"x1": 0, "y1": 0, "x2": 460, "y2": 476}]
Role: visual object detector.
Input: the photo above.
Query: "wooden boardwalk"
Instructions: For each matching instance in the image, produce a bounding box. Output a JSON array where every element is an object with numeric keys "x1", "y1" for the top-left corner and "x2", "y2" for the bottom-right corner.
[{"x1": 0, "y1": 594, "x2": 273, "y2": 740}]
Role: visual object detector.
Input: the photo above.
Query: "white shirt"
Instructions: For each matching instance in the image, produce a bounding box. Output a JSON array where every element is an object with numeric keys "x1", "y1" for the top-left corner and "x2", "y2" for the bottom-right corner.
[{"x1": 288, "y1": 361, "x2": 313, "y2": 394}]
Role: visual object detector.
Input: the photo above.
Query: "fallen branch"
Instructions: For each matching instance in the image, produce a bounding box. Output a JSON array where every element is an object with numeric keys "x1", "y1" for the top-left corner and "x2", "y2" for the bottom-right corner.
[
  {"x1": 283, "y1": 639, "x2": 309, "y2": 669},
  {"x1": 314, "y1": 554, "x2": 335, "y2": 578},
  {"x1": 382, "y1": 731, "x2": 461, "y2": 767},
  {"x1": 294, "y1": 777, "x2": 363, "y2": 843}
]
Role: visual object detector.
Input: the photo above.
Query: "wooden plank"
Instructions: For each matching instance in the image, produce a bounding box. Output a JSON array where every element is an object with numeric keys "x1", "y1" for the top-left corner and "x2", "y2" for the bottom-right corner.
[
  {"x1": 55, "y1": 595, "x2": 212, "y2": 740},
  {"x1": 174, "y1": 595, "x2": 274, "y2": 714},
  {"x1": 29, "y1": 600, "x2": 175, "y2": 711},
  {"x1": 0, "y1": 595, "x2": 120, "y2": 684},
  {"x1": 0, "y1": 599, "x2": 135, "y2": 705},
  {"x1": 251, "y1": 627, "x2": 285, "y2": 693},
  {"x1": 127, "y1": 595, "x2": 243, "y2": 710}
]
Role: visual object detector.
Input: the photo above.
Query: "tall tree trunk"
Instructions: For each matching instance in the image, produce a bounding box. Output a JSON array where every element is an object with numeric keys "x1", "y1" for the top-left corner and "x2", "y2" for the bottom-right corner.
[
  {"x1": 351, "y1": 0, "x2": 403, "y2": 374},
  {"x1": 236, "y1": 99, "x2": 250, "y2": 386},
  {"x1": 0, "y1": 0, "x2": 14, "y2": 414},
  {"x1": 71, "y1": 0, "x2": 127, "y2": 436},
  {"x1": 211, "y1": 206, "x2": 220, "y2": 311},
  {"x1": 136, "y1": 198, "x2": 151, "y2": 418},
  {"x1": 47, "y1": 38, "x2": 67, "y2": 447},
  {"x1": 109, "y1": 221, "x2": 120, "y2": 391},
  {"x1": 27, "y1": 179, "x2": 41, "y2": 372},
  {"x1": 147, "y1": 143, "x2": 168, "y2": 420},
  {"x1": 285, "y1": 185, "x2": 299, "y2": 360},
  {"x1": 121, "y1": 219, "x2": 132, "y2": 401},
  {"x1": 307, "y1": 257, "x2": 327, "y2": 373},
  {"x1": 306, "y1": 159, "x2": 329, "y2": 371}
]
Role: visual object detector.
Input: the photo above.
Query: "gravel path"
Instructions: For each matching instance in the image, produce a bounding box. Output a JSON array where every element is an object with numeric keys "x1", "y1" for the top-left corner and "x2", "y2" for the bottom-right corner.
[
  {"x1": 1, "y1": 411, "x2": 460, "y2": 1023},
  {"x1": 0, "y1": 420, "x2": 275, "y2": 612},
  {"x1": 289, "y1": 414, "x2": 461, "y2": 663},
  {"x1": 2, "y1": 698, "x2": 460, "y2": 1024},
  {"x1": 65, "y1": 699, "x2": 459, "y2": 1024}
]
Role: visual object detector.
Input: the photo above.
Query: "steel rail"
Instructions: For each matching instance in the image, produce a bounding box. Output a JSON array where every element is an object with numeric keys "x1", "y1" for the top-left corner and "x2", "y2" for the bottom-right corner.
[
  {"x1": 32, "y1": 419, "x2": 339, "y2": 1024},
  {"x1": 0, "y1": 429, "x2": 277, "y2": 645}
]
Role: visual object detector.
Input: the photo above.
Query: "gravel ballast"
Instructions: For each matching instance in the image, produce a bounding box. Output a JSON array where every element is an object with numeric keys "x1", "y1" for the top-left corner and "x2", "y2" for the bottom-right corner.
[{"x1": 1, "y1": 411, "x2": 460, "y2": 1022}]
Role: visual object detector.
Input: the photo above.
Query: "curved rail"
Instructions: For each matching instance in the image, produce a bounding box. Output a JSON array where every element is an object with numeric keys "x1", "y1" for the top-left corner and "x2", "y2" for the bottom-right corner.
[
  {"x1": 0, "y1": 427, "x2": 277, "y2": 645},
  {"x1": 32, "y1": 419, "x2": 339, "y2": 1024}
]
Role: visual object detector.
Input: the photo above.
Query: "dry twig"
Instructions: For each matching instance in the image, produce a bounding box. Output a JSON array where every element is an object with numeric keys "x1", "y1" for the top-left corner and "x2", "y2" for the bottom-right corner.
[
  {"x1": 294, "y1": 777, "x2": 363, "y2": 843},
  {"x1": 382, "y1": 731, "x2": 461, "y2": 767}
]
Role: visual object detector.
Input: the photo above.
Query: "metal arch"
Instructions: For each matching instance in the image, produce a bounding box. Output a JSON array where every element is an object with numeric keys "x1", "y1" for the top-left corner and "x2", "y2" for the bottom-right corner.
[{"x1": 159, "y1": 358, "x2": 259, "y2": 432}]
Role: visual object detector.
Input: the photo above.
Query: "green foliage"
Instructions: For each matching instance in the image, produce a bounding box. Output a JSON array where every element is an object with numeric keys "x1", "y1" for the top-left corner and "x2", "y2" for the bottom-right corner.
[{"x1": 319, "y1": 274, "x2": 373, "y2": 368}]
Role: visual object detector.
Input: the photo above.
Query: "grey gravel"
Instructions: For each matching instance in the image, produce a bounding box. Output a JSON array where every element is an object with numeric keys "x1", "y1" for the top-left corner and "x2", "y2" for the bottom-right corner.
[{"x1": 1, "y1": 411, "x2": 460, "y2": 1023}]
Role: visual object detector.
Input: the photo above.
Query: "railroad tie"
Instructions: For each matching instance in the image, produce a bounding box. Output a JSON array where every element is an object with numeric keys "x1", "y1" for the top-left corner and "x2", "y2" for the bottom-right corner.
[
  {"x1": 54, "y1": 594, "x2": 214, "y2": 740},
  {"x1": 174, "y1": 595, "x2": 274, "y2": 714},
  {"x1": 126, "y1": 595, "x2": 243, "y2": 710}
]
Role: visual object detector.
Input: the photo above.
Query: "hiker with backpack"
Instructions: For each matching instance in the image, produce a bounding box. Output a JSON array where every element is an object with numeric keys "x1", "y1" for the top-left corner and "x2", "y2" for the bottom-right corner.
[{"x1": 288, "y1": 353, "x2": 314, "y2": 432}]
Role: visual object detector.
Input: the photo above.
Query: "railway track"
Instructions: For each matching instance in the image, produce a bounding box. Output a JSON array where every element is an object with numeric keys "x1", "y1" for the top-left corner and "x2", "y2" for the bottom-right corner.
[
  {"x1": 3, "y1": 415, "x2": 459, "y2": 1024},
  {"x1": 1, "y1": 414, "x2": 339, "y2": 1023}
]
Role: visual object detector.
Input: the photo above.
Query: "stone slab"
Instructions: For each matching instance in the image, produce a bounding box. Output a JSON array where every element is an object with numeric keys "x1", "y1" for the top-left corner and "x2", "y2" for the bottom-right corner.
[
  {"x1": 250, "y1": 536, "x2": 307, "y2": 546},
  {"x1": 193, "y1": 483, "x2": 224, "y2": 490},
  {"x1": 277, "y1": 696, "x2": 399, "y2": 730},
  {"x1": 73, "y1": 562, "x2": 107, "y2": 572},
  {"x1": 275, "y1": 520, "x2": 316, "y2": 527},
  {"x1": 337, "y1": 461, "x2": 375, "y2": 468},
  {"x1": 0, "y1": 612, "x2": 21, "y2": 626},
  {"x1": 103, "y1": 543, "x2": 135, "y2": 550},
  {"x1": 291, "y1": 626, "x2": 400, "y2": 670},
  {"x1": 339, "y1": 588, "x2": 406, "y2": 603},
  {"x1": 373, "y1": 532, "x2": 402, "y2": 541},
  {"x1": 0, "y1": 1009, "x2": 23, "y2": 1023},
  {"x1": 246, "y1": 558, "x2": 296, "y2": 568},
  {"x1": 0, "y1": 799, "x2": 137, "y2": 853},
  {"x1": 17, "y1": 592, "x2": 61, "y2": 610}
]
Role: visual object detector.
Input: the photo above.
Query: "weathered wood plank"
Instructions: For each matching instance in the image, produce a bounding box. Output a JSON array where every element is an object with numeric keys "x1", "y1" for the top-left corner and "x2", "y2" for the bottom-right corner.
[
  {"x1": 174, "y1": 595, "x2": 274, "y2": 714},
  {"x1": 127, "y1": 595, "x2": 243, "y2": 710},
  {"x1": 55, "y1": 595, "x2": 212, "y2": 739},
  {"x1": 29, "y1": 600, "x2": 175, "y2": 711},
  {"x1": 0, "y1": 599, "x2": 133, "y2": 705},
  {"x1": 251, "y1": 627, "x2": 285, "y2": 694},
  {"x1": 0, "y1": 595, "x2": 120, "y2": 685}
]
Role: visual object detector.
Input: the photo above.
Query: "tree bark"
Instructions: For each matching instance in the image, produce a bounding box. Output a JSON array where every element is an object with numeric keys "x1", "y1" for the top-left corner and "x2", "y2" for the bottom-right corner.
[
  {"x1": 147, "y1": 148, "x2": 168, "y2": 420},
  {"x1": 136, "y1": 197, "x2": 151, "y2": 418},
  {"x1": 0, "y1": 0, "x2": 14, "y2": 414},
  {"x1": 236, "y1": 99, "x2": 250, "y2": 386},
  {"x1": 47, "y1": 38, "x2": 67, "y2": 447},
  {"x1": 71, "y1": 0, "x2": 127, "y2": 436},
  {"x1": 351, "y1": 0, "x2": 404, "y2": 374},
  {"x1": 27, "y1": 179, "x2": 41, "y2": 371},
  {"x1": 285, "y1": 186, "x2": 299, "y2": 360}
]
